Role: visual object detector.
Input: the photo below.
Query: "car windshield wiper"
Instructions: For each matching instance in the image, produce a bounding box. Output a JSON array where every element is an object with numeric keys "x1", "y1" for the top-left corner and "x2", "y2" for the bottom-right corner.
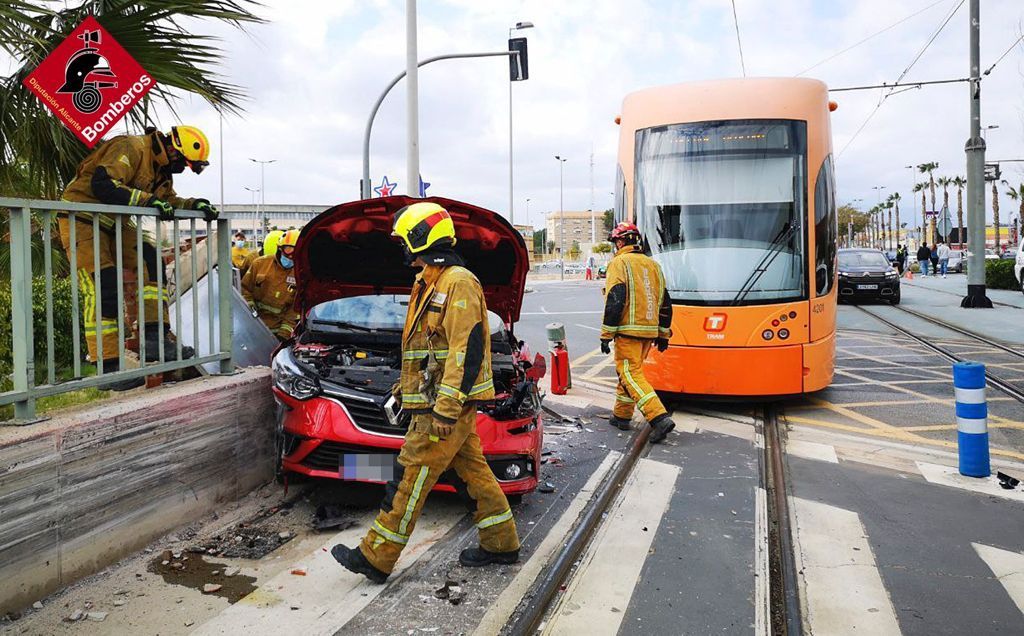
[
  {"x1": 311, "y1": 319, "x2": 401, "y2": 332},
  {"x1": 730, "y1": 222, "x2": 797, "y2": 306}
]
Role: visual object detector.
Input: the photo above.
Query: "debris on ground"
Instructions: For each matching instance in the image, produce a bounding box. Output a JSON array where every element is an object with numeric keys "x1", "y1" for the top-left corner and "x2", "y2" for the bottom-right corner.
[
  {"x1": 86, "y1": 612, "x2": 108, "y2": 622},
  {"x1": 202, "y1": 584, "x2": 223, "y2": 594},
  {"x1": 148, "y1": 553, "x2": 257, "y2": 603},
  {"x1": 67, "y1": 609, "x2": 84, "y2": 622},
  {"x1": 434, "y1": 580, "x2": 465, "y2": 605},
  {"x1": 538, "y1": 482, "x2": 557, "y2": 494},
  {"x1": 290, "y1": 568, "x2": 307, "y2": 576},
  {"x1": 997, "y1": 471, "x2": 1020, "y2": 490},
  {"x1": 31, "y1": 602, "x2": 43, "y2": 610},
  {"x1": 314, "y1": 504, "x2": 358, "y2": 532}
]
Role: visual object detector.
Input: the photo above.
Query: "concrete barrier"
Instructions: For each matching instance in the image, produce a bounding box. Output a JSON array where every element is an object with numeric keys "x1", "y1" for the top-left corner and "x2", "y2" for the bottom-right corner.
[{"x1": 0, "y1": 368, "x2": 276, "y2": 614}]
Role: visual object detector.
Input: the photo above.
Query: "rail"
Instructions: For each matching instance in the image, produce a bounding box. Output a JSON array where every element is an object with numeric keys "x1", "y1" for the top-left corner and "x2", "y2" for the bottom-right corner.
[{"x1": 0, "y1": 197, "x2": 234, "y2": 422}]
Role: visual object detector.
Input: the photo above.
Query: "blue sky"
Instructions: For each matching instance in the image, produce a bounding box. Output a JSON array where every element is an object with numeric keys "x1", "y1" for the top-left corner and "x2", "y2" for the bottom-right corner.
[{"x1": 9, "y1": 0, "x2": 1024, "y2": 227}]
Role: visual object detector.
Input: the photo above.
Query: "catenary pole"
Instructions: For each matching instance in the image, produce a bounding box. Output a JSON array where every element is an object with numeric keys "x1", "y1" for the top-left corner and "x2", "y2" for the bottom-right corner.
[{"x1": 962, "y1": 0, "x2": 991, "y2": 307}]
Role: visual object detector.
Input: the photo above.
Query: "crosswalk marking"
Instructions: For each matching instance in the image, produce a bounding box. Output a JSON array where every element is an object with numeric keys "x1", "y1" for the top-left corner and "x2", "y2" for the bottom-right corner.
[
  {"x1": 916, "y1": 462, "x2": 1024, "y2": 503},
  {"x1": 790, "y1": 497, "x2": 901, "y2": 635},
  {"x1": 786, "y1": 439, "x2": 839, "y2": 464},
  {"x1": 194, "y1": 503, "x2": 463, "y2": 635},
  {"x1": 473, "y1": 452, "x2": 620, "y2": 635},
  {"x1": 973, "y1": 543, "x2": 1024, "y2": 617},
  {"x1": 542, "y1": 458, "x2": 679, "y2": 635}
]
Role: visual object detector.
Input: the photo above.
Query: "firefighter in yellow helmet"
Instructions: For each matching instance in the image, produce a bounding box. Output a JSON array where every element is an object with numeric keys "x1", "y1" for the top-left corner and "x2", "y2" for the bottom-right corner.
[
  {"x1": 241, "y1": 229, "x2": 300, "y2": 341},
  {"x1": 263, "y1": 227, "x2": 284, "y2": 257},
  {"x1": 332, "y1": 202, "x2": 520, "y2": 583},
  {"x1": 58, "y1": 125, "x2": 215, "y2": 389},
  {"x1": 600, "y1": 222, "x2": 676, "y2": 443}
]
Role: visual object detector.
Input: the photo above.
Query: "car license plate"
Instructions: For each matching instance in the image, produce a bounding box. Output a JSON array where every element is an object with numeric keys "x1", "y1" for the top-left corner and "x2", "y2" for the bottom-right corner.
[
  {"x1": 340, "y1": 453, "x2": 396, "y2": 481},
  {"x1": 856, "y1": 284, "x2": 878, "y2": 290}
]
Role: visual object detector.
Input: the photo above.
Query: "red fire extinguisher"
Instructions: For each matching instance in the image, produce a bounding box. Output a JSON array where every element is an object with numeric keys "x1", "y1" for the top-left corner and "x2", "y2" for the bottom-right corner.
[{"x1": 546, "y1": 322, "x2": 571, "y2": 395}]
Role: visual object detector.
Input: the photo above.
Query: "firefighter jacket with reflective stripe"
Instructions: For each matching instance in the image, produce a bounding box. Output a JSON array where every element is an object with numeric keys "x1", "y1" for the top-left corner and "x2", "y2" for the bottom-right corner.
[
  {"x1": 232, "y1": 246, "x2": 253, "y2": 269},
  {"x1": 397, "y1": 262, "x2": 495, "y2": 425},
  {"x1": 601, "y1": 245, "x2": 673, "y2": 340},
  {"x1": 241, "y1": 254, "x2": 299, "y2": 337},
  {"x1": 62, "y1": 132, "x2": 196, "y2": 211}
]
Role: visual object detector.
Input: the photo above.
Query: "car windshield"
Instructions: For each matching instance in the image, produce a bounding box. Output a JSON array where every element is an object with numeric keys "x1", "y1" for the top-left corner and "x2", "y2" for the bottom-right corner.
[
  {"x1": 309, "y1": 294, "x2": 506, "y2": 333},
  {"x1": 634, "y1": 119, "x2": 808, "y2": 305},
  {"x1": 839, "y1": 251, "x2": 890, "y2": 269}
]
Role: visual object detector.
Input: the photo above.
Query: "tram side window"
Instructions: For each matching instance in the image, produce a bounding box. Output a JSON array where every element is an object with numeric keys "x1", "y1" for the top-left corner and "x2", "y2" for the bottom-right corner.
[
  {"x1": 813, "y1": 154, "x2": 837, "y2": 295},
  {"x1": 614, "y1": 165, "x2": 627, "y2": 225}
]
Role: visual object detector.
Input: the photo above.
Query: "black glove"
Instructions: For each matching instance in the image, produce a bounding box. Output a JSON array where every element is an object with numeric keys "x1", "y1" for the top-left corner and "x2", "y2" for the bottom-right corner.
[
  {"x1": 193, "y1": 198, "x2": 219, "y2": 222},
  {"x1": 600, "y1": 339, "x2": 611, "y2": 355},
  {"x1": 151, "y1": 198, "x2": 174, "y2": 221},
  {"x1": 655, "y1": 337, "x2": 669, "y2": 353}
]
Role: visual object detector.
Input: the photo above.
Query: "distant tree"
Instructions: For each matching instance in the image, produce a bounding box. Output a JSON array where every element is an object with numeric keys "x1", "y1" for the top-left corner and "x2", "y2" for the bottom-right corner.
[
  {"x1": 569, "y1": 241, "x2": 581, "y2": 260},
  {"x1": 914, "y1": 182, "x2": 929, "y2": 242},
  {"x1": 533, "y1": 228, "x2": 547, "y2": 255},
  {"x1": 546, "y1": 240, "x2": 556, "y2": 255},
  {"x1": 952, "y1": 176, "x2": 966, "y2": 247},
  {"x1": 603, "y1": 208, "x2": 614, "y2": 233},
  {"x1": 593, "y1": 242, "x2": 612, "y2": 254},
  {"x1": 992, "y1": 180, "x2": 1001, "y2": 251}
]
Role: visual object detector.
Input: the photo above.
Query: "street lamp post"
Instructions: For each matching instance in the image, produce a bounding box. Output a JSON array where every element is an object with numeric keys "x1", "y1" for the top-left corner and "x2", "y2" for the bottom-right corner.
[
  {"x1": 508, "y1": 21, "x2": 534, "y2": 224},
  {"x1": 962, "y1": 0, "x2": 991, "y2": 307},
  {"x1": 555, "y1": 155, "x2": 567, "y2": 281},
  {"x1": 243, "y1": 187, "x2": 260, "y2": 241},
  {"x1": 249, "y1": 158, "x2": 276, "y2": 243}
]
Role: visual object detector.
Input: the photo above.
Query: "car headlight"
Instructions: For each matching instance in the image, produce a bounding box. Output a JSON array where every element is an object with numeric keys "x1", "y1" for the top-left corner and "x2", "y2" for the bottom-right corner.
[
  {"x1": 838, "y1": 272, "x2": 849, "y2": 279},
  {"x1": 272, "y1": 347, "x2": 321, "y2": 400},
  {"x1": 885, "y1": 271, "x2": 898, "y2": 278}
]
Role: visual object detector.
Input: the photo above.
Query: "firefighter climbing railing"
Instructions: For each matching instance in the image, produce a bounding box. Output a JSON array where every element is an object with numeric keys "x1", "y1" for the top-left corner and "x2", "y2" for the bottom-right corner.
[{"x1": 0, "y1": 197, "x2": 234, "y2": 422}]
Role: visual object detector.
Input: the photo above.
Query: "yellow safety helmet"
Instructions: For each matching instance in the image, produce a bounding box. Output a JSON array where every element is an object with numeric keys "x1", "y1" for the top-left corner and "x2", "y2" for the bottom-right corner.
[
  {"x1": 392, "y1": 202, "x2": 457, "y2": 254},
  {"x1": 170, "y1": 125, "x2": 211, "y2": 174},
  {"x1": 278, "y1": 229, "x2": 300, "y2": 252}
]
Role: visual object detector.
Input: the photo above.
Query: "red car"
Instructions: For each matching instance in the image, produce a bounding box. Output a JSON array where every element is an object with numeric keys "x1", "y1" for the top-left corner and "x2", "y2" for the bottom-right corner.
[{"x1": 272, "y1": 196, "x2": 544, "y2": 499}]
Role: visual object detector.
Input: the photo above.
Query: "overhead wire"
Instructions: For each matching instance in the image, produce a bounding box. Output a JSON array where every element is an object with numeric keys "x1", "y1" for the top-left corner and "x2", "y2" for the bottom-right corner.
[
  {"x1": 797, "y1": 0, "x2": 947, "y2": 77},
  {"x1": 838, "y1": 0, "x2": 964, "y2": 158},
  {"x1": 730, "y1": 0, "x2": 747, "y2": 77},
  {"x1": 983, "y1": 33, "x2": 1024, "y2": 76}
]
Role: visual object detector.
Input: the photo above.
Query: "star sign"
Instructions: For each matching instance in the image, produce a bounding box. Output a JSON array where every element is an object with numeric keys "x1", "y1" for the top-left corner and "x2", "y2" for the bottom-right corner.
[
  {"x1": 374, "y1": 176, "x2": 397, "y2": 197},
  {"x1": 419, "y1": 175, "x2": 431, "y2": 197}
]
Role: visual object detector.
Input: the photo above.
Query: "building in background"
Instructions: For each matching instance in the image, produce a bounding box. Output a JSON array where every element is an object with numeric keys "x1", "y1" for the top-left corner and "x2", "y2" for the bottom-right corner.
[
  {"x1": 222, "y1": 204, "x2": 330, "y2": 242},
  {"x1": 545, "y1": 210, "x2": 600, "y2": 258},
  {"x1": 513, "y1": 224, "x2": 536, "y2": 260}
]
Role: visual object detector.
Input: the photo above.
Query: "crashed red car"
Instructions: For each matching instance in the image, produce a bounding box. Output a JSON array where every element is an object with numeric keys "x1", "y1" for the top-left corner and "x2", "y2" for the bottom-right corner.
[{"x1": 272, "y1": 196, "x2": 544, "y2": 499}]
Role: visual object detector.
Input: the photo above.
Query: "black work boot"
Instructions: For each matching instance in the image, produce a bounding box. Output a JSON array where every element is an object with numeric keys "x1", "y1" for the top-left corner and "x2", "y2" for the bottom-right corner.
[
  {"x1": 649, "y1": 414, "x2": 676, "y2": 444},
  {"x1": 143, "y1": 323, "x2": 195, "y2": 361},
  {"x1": 459, "y1": 546, "x2": 520, "y2": 567},
  {"x1": 100, "y1": 359, "x2": 145, "y2": 392},
  {"x1": 608, "y1": 415, "x2": 633, "y2": 431},
  {"x1": 331, "y1": 544, "x2": 389, "y2": 584}
]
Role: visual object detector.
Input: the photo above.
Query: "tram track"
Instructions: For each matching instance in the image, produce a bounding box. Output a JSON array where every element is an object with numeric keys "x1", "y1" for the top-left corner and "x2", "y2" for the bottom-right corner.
[
  {"x1": 503, "y1": 403, "x2": 801, "y2": 635},
  {"x1": 854, "y1": 305, "x2": 1024, "y2": 404}
]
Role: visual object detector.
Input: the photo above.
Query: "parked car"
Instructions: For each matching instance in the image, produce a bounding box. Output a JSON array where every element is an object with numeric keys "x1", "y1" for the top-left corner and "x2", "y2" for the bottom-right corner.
[
  {"x1": 837, "y1": 248, "x2": 900, "y2": 304},
  {"x1": 948, "y1": 249, "x2": 965, "y2": 273},
  {"x1": 272, "y1": 196, "x2": 544, "y2": 498},
  {"x1": 1015, "y1": 242, "x2": 1024, "y2": 293},
  {"x1": 563, "y1": 262, "x2": 586, "y2": 275}
]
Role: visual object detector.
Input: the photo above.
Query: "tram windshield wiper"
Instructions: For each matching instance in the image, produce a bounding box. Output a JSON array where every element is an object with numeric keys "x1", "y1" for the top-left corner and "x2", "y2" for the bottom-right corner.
[{"x1": 730, "y1": 223, "x2": 797, "y2": 306}]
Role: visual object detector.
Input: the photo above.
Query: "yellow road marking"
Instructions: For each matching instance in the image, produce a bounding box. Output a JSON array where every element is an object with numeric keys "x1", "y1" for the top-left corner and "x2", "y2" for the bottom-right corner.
[
  {"x1": 582, "y1": 354, "x2": 616, "y2": 379},
  {"x1": 572, "y1": 347, "x2": 602, "y2": 367}
]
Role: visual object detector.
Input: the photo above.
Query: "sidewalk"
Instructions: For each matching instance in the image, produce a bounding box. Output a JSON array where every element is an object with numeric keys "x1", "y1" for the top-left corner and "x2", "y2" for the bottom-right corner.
[
  {"x1": 903, "y1": 271, "x2": 1024, "y2": 308},
  {"x1": 895, "y1": 274, "x2": 1023, "y2": 345}
]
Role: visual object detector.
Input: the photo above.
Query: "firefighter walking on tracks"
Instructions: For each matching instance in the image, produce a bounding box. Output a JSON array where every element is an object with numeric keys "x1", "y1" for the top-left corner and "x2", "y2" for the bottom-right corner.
[
  {"x1": 600, "y1": 222, "x2": 677, "y2": 443},
  {"x1": 59, "y1": 125, "x2": 216, "y2": 387},
  {"x1": 241, "y1": 229, "x2": 300, "y2": 341},
  {"x1": 332, "y1": 202, "x2": 520, "y2": 583}
]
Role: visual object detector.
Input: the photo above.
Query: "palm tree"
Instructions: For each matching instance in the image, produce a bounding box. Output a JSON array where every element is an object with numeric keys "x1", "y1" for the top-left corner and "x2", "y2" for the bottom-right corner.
[
  {"x1": 1, "y1": 1, "x2": 263, "y2": 197},
  {"x1": 1003, "y1": 181, "x2": 1024, "y2": 248},
  {"x1": 917, "y1": 163, "x2": 938, "y2": 242},
  {"x1": 888, "y1": 192, "x2": 902, "y2": 248},
  {"x1": 992, "y1": 180, "x2": 1001, "y2": 252},
  {"x1": 936, "y1": 176, "x2": 952, "y2": 242},
  {"x1": 952, "y1": 176, "x2": 966, "y2": 247},
  {"x1": 913, "y1": 182, "x2": 928, "y2": 244},
  {"x1": 886, "y1": 201, "x2": 894, "y2": 250}
]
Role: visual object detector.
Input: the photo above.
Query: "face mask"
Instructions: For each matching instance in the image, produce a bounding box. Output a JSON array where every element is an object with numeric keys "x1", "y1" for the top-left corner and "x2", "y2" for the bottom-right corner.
[
  {"x1": 279, "y1": 255, "x2": 294, "y2": 269},
  {"x1": 235, "y1": 240, "x2": 245, "y2": 248}
]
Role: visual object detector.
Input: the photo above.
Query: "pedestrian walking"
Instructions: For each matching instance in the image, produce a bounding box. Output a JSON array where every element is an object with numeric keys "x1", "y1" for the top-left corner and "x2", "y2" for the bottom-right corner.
[
  {"x1": 930, "y1": 243, "x2": 939, "y2": 275},
  {"x1": 917, "y1": 243, "x2": 931, "y2": 276},
  {"x1": 937, "y1": 240, "x2": 951, "y2": 278},
  {"x1": 601, "y1": 223, "x2": 677, "y2": 443},
  {"x1": 332, "y1": 202, "x2": 520, "y2": 584},
  {"x1": 58, "y1": 125, "x2": 215, "y2": 390}
]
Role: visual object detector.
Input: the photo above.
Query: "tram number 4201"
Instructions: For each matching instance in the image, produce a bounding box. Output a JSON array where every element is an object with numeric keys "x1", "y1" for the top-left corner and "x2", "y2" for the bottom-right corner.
[{"x1": 812, "y1": 303, "x2": 825, "y2": 314}]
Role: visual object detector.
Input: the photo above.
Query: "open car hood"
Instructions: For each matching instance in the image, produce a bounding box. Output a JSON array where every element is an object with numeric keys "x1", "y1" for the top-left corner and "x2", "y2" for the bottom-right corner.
[{"x1": 293, "y1": 196, "x2": 529, "y2": 324}]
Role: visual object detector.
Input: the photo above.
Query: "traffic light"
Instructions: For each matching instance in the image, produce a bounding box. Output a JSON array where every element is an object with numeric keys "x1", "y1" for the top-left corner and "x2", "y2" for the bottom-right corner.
[{"x1": 509, "y1": 37, "x2": 529, "y2": 81}]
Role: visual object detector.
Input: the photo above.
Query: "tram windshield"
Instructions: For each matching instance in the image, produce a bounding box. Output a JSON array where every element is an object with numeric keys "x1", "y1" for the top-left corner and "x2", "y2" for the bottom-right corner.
[{"x1": 635, "y1": 119, "x2": 808, "y2": 305}]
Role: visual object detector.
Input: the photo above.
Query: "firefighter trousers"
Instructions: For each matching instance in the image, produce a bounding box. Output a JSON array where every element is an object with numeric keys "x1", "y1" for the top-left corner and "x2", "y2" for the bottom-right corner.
[
  {"x1": 57, "y1": 214, "x2": 169, "y2": 362},
  {"x1": 613, "y1": 336, "x2": 669, "y2": 423},
  {"x1": 360, "y1": 404, "x2": 520, "y2": 574}
]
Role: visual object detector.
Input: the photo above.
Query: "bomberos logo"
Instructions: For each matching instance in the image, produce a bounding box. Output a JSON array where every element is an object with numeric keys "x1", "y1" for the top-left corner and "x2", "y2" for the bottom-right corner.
[{"x1": 23, "y1": 15, "x2": 155, "y2": 148}]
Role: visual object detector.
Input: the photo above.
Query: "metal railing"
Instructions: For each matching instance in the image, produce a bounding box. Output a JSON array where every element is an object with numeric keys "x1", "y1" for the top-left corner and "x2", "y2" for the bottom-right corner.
[{"x1": 0, "y1": 197, "x2": 234, "y2": 422}]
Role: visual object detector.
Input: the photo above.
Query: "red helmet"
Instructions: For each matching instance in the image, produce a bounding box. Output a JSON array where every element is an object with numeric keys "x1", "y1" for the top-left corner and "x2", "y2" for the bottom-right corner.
[{"x1": 609, "y1": 222, "x2": 640, "y2": 243}]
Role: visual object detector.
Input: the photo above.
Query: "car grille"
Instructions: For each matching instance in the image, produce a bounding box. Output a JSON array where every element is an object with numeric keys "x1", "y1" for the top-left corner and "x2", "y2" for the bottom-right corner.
[
  {"x1": 326, "y1": 392, "x2": 410, "y2": 436},
  {"x1": 301, "y1": 441, "x2": 394, "y2": 472},
  {"x1": 845, "y1": 272, "x2": 888, "y2": 283}
]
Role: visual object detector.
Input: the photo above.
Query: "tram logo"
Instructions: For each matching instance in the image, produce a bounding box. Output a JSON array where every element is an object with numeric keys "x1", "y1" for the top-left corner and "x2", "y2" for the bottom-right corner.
[
  {"x1": 704, "y1": 313, "x2": 728, "y2": 332},
  {"x1": 23, "y1": 16, "x2": 154, "y2": 148}
]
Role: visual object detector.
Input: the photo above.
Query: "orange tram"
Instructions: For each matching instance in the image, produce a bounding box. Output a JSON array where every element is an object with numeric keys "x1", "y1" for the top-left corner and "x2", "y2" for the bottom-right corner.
[{"x1": 614, "y1": 78, "x2": 837, "y2": 398}]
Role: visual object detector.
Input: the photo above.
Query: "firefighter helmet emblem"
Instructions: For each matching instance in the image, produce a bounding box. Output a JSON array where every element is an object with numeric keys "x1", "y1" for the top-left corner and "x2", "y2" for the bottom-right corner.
[{"x1": 56, "y1": 29, "x2": 118, "y2": 114}]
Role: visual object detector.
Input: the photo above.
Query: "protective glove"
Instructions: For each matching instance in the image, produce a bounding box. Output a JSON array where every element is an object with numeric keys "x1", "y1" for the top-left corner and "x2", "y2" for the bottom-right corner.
[
  {"x1": 193, "y1": 198, "x2": 219, "y2": 223},
  {"x1": 655, "y1": 337, "x2": 669, "y2": 353},
  {"x1": 430, "y1": 419, "x2": 454, "y2": 439},
  {"x1": 151, "y1": 198, "x2": 174, "y2": 221},
  {"x1": 600, "y1": 339, "x2": 612, "y2": 355}
]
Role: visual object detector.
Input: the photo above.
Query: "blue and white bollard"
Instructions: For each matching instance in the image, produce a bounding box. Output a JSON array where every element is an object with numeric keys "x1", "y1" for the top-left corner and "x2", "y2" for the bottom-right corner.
[{"x1": 953, "y1": 361, "x2": 990, "y2": 477}]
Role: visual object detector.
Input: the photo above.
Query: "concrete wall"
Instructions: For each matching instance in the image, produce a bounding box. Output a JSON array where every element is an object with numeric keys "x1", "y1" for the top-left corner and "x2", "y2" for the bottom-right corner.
[{"x1": 0, "y1": 368, "x2": 275, "y2": 614}]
